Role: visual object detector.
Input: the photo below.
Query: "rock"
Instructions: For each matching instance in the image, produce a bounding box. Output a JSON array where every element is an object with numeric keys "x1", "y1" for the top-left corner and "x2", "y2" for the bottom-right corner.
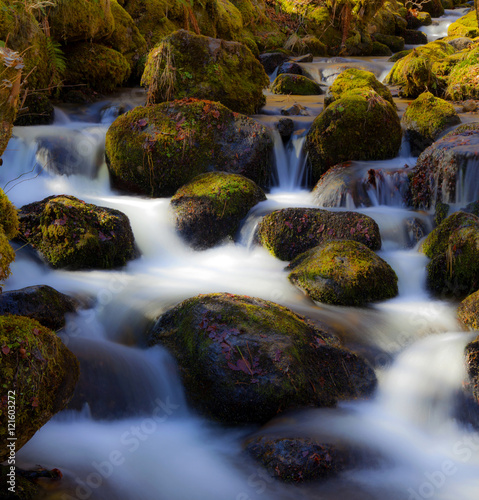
[
  {"x1": 256, "y1": 207, "x2": 381, "y2": 261},
  {"x1": 141, "y1": 30, "x2": 269, "y2": 115},
  {"x1": 0, "y1": 315, "x2": 79, "y2": 462},
  {"x1": 388, "y1": 49, "x2": 412, "y2": 62},
  {"x1": 277, "y1": 61, "x2": 303, "y2": 76},
  {"x1": 245, "y1": 436, "x2": 350, "y2": 482},
  {"x1": 420, "y1": 212, "x2": 479, "y2": 298},
  {"x1": 293, "y1": 53, "x2": 314, "y2": 63},
  {"x1": 409, "y1": 123, "x2": 479, "y2": 209},
  {"x1": 0, "y1": 230, "x2": 15, "y2": 292},
  {"x1": 0, "y1": 188, "x2": 19, "y2": 241},
  {"x1": 407, "y1": 10, "x2": 432, "y2": 29},
  {"x1": 105, "y1": 99, "x2": 273, "y2": 197},
  {"x1": 281, "y1": 103, "x2": 309, "y2": 116},
  {"x1": 170, "y1": 172, "x2": 266, "y2": 249},
  {"x1": 301, "y1": 35, "x2": 328, "y2": 57},
  {"x1": 277, "y1": 118, "x2": 294, "y2": 142},
  {"x1": 0, "y1": 465, "x2": 42, "y2": 499},
  {"x1": 287, "y1": 240, "x2": 398, "y2": 306},
  {"x1": 447, "y1": 46, "x2": 479, "y2": 101},
  {"x1": 462, "y1": 100, "x2": 478, "y2": 112},
  {"x1": 401, "y1": 92, "x2": 460, "y2": 156},
  {"x1": 0, "y1": 285, "x2": 78, "y2": 330},
  {"x1": 259, "y1": 52, "x2": 289, "y2": 74},
  {"x1": 306, "y1": 89, "x2": 401, "y2": 183},
  {"x1": 374, "y1": 33, "x2": 405, "y2": 53},
  {"x1": 405, "y1": 217, "x2": 428, "y2": 248},
  {"x1": 420, "y1": 0, "x2": 444, "y2": 18},
  {"x1": 447, "y1": 37, "x2": 474, "y2": 52},
  {"x1": 271, "y1": 74, "x2": 323, "y2": 96},
  {"x1": 371, "y1": 41, "x2": 392, "y2": 56},
  {"x1": 402, "y1": 29, "x2": 428, "y2": 45},
  {"x1": 465, "y1": 335, "x2": 479, "y2": 407},
  {"x1": 148, "y1": 293, "x2": 377, "y2": 424},
  {"x1": 448, "y1": 10, "x2": 479, "y2": 39},
  {"x1": 64, "y1": 42, "x2": 130, "y2": 93},
  {"x1": 14, "y1": 92, "x2": 54, "y2": 127},
  {"x1": 458, "y1": 292, "x2": 479, "y2": 330},
  {"x1": 18, "y1": 195, "x2": 137, "y2": 270},
  {"x1": 324, "y1": 68, "x2": 395, "y2": 108}
]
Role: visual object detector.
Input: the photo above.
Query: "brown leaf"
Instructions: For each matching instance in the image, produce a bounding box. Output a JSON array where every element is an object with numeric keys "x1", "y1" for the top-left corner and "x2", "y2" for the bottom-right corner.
[{"x1": 1, "y1": 345, "x2": 10, "y2": 355}]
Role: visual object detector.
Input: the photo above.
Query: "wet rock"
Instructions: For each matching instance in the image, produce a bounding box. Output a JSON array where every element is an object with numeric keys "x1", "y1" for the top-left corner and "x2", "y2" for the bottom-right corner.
[
  {"x1": 259, "y1": 52, "x2": 289, "y2": 74},
  {"x1": 18, "y1": 195, "x2": 137, "y2": 270},
  {"x1": 287, "y1": 240, "x2": 398, "y2": 306},
  {"x1": 294, "y1": 53, "x2": 314, "y2": 63},
  {"x1": 271, "y1": 74, "x2": 322, "y2": 96},
  {"x1": 280, "y1": 103, "x2": 309, "y2": 116},
  {"x1": 256, "y1": 207, "x2": 381, "y2": 261},
  {"x1": 105, "y1": 99, "x2": 273, "y2": 196},
  {"x1": 402, "y1": 29, "x2": 428, "y2": 45},
  {"x1": 465, "y1": 335, "x2": 479, "y2": 407},
  {"x1": 405, "y1": 217, "x2": 428, "y2": 248},
  {"x1": 0, "y1": 285, "x2": 78, "y2": 330},
  {"x1": 148, "y1": 293, "x2": 377, "y2": 424},
  {"x1": 0, "y1": 315, "x2": 79, "y2": 462},
  {"x1": 277, "y1": 61, "x2": 303, "y2": 76},
  {"x1": 277, "y1": 118, "x2": 294, "y2": 142},
  {"x1": 170, "y1": 172, "x2": 266, "y2": 250},
  {"x1": 420, "y1": 0, "x2": 444, "y2": 18}
]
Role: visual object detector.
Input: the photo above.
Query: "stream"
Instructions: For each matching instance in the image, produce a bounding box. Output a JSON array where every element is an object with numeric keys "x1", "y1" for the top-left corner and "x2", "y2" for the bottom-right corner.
[{"x1": 2, "y1": 8, "x2": 479, "y2": 500}]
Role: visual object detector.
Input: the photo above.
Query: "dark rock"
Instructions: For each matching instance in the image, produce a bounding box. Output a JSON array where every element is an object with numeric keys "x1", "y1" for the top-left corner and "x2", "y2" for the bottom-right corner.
[
  {"x1": 14, "y1": 92, "x2": 54, "y2": 126},
  {"x1": 277, "y1": 118, "x2": 294, "y2": 142},
  {"x1": 277, "y1": 61, "x2": 303, "y2": 76},
  {"x1": 402, "y1": 29, "x2": 428, "y2": 45},
  {"x1": 259, "y1": 52, "x2": 289, "y2": 74}
]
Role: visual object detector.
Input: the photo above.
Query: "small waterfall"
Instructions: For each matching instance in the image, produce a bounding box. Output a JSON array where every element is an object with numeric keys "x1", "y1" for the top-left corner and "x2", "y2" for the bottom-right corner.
[{"x1": 455, "y1": 157, "x2": 479, "y2": 206}]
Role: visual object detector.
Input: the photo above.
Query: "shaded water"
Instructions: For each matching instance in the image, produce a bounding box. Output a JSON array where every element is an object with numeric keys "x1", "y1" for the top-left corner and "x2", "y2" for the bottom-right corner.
[{"x1": 2, "y1": 10, "x2": 479, "y2": 500}]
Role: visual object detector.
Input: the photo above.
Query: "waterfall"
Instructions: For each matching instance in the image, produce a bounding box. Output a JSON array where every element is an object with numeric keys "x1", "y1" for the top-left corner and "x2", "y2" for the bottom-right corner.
[{"x1": 455, "y1": 156, "x2": 479, "y2": 206}]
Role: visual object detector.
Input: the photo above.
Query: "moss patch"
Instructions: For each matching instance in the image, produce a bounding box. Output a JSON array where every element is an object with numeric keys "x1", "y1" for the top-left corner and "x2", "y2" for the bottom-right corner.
[
  {"x1": 446, "y1": 46, "x2": 479, "y2": 101},
  {"x1": 448, "y1": 10, "x2": 479, "y2": 39}
]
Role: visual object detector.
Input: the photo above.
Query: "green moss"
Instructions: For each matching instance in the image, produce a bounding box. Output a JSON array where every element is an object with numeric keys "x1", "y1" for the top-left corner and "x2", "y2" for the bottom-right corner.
[
  {"x1": 64, "y1": 42, "x2": 130, "y2": 93},
  {"x1": 301, "y1": 35, "x2": 328, "y2": 56},
  {"x1": 374, "y1": 33, "x2": 405, "y2": 53},
  {"x1": 271, "y1": 73, "x2": 322, "y2": 95},
  {"x1": 0, "y1": 188, "x2": 19, "y2": 240},
  {"x1": 458, "y1": 289, "x2": 479, "y2": 329},
  {"x1": 371, "y1": 41, "x2": 392, "y2": 56},
  {"x1": 0, "y1": 315, "x2": 79, "y2": 462},
  {"x1": 0, "y1": 230, "x2": 15, "y2": 290},
  {"x1": 446, "y1": 46, "x2": 479, "y2": 100},
  {"x1": 324, "y1": 68, "x2": 395, "y2": 108},
  {"x1": 287, "y1": 240, "x2": 398, "y2": 306},
  {"x1": 388, "y1": 49, "x2": 412, "y2": 62},
  {"x1": 448, "y1": 10, "x2": 479, "y2": 39},
  {"x1": 216, "y1": 0, "x2": 243, "y2": 39}
]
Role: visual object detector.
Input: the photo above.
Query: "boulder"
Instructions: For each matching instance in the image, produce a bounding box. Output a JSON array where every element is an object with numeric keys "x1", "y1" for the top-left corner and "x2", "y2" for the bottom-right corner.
[
  {"x1": 18, "y1": 195, "x2": 137, "y2": 270},
  {"x1": 371, "y1": 41, "x2": 392, "y2": 56},
  {"x1": 420, "y1": 212, "x2": 479, "y2": 298},
  {"x1": 141, "y1": 30, "x2": 269, "y2": 115},
  {"x1": 270, "y1": 74, "x2": 323, "y2": 95},
  {"x1": 324, "y1": 68, "x2": 395, "y2": 108},
  {"x1": 446, "y1": 37, "x2": 474, "y2": 52},
  {"x1": 447, "y1": 46, "x2": 479, "y2": 101},
  {"x1": 458, "y1": 291, "x2": 479, "y2": 330},
  {"x1": 401, "y1": 91, "x2": 460, "y2": 156},
  {"x1": 374, "y1": 33, "x2": 405, "y2": 53},
  {"x1": 105, "y1": 99, "x2": 273, "y2": 197},
  {"x1": 148, "y1": 293, "x2": 377, "y2": 424},
  {"x1": 448, "y1": 11, "x2": 479, "y2": 39},
  {"x1": 256, "y1": 207, "x2": 381, "y2": 261},
  {"x1": 0, "y1": 315, "x2": 79, "y2": 462},
  {"x1": 277, "y1": 61, "x2": 303, "y2": 76},
  {"x1": 306, "y1": 89, "x2": 401, "y2": 183},
  {"x1": 0, "y1": 285, "x2": 78, "y2": 331},
  {"x1": 402, "y1": 29, "x2": 428, "y2": 45},
  {"x1": 277, "y1": 118, "x2": 294, "y2": 142},
  {"x1": 287, "y1": 240, "x2": 398, "y2": 306},
  {"x1": 259, "y1": 52, "x2": 289, "y2": 74},
  {"x1": 409, "y1": 123, "x2": 479, "y2": 209},
  {"x1": 420, "y1": 0, "x2": 444, "y2": 18},
  {"x1": 170, "y1": 172, "x2": 266, "y2": 249}
]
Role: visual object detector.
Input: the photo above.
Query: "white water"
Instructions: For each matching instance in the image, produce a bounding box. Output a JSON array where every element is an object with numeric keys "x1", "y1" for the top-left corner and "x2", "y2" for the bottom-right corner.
[{"x1": 3, "y1": 13, "x2": 479, "y2": 499}]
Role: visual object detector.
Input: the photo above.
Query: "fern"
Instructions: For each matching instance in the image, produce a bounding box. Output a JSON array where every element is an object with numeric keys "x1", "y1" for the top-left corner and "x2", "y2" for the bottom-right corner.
[{"x1": 46, "y1": 37, "x2": 66, "y2": 75}]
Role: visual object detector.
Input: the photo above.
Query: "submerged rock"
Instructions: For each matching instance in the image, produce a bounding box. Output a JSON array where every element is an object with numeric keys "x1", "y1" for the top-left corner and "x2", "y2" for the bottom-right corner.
[
  {"x1": 170, "y1": 172, "x2": 266, "y2": 249},
  {"x1": 105, "y1": 99, "x2": 273, "y2": 197},
  {"x1": 149, "y1": 293, "x2": 376, "y2": 424},
  {"x1": 256, "y1": 207, "x2": 381, "y2": 261},
  {"x1": 0, "y1": 315, "x2": 79, "y2": 462},
  {"x1": 142, "y1": 29, "x2": 269, "y2": 115},
  {"x1": 287, "y1": 240, "x2": 398, "y2": 306},
  {"x1": 18, "y1": 195, "x2": 137, "y2": 270}
]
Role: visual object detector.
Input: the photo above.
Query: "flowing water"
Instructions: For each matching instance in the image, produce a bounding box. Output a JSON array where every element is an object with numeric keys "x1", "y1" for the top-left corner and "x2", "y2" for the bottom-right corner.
[{"x1": 2, "y1": 10, "x2": 479, "y2": 500}]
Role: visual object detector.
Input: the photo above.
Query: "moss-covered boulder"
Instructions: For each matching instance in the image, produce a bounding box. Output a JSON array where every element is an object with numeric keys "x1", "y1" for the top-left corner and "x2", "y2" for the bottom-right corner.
[
  {"x1": 407, "y1": 10, "x2": 432, "y2": 29},
  {"x1": 324, "y1": 68, "x2": 395, "y2": 108},
  {"x1": 245, "y1": 436, "x2": 350, "y2": 482},
  {"x1": 465, "y1": 335, "x2": 479, "y2": 407},
  {"x1": 458, "y1": 290, "x2": 479, "y2": 330},
  {"x1": 63, "y1": 42, "x2": 130, "y2": 93},
  {"x1": 0, "y1": 315, "x2": 79, "y2": 462},
  {"x1": 0, "y1": 47, "x2": 22, "y2": 157},
  {"x1": 170, "y1": 172, "x2": 266, "y2": 249},
  {"x1": 0, "y1": 285, "x2": 78, "y2": 331},
  {"x1": 148, "y1": 293, "x2": 376, "y2": 424},
  {"x1": 409, "y1": 123, "x2": 479, "y2": 209},
  {"x1": 446, "y1": 46, "x2": 479, "y2": 101},
  {"x1": 448, "y1": 10, "x2": 479, "y2": 39},
  {"x1": 141, "y1": 29, "x2": 269, "y2": 115},
  {"x1": 370, "y1": 0, "x2": 408, "y2": 36},
  {"x1": 374, "y1": 33, "x2": 405, "y2": 53},
  {"x1": 420, "y1": 212, "x2": 479, "y2": 298},
  {"x1": 287, "y1": 240, "x2": 398, "y2": 306},
  {"x1": 13, "y1": 92, "x2": 54, "y2": 127},
  {"x1": 105, "y1": 99, "x2": 273, "y2": 197},
  {"x1": 385, "y1": 41, "x2": 454, "y2": 97},
  {"x1": 270, "y1": 73, "x2": 323, "y2": 95},
  {"x1": 48, "y1": 0, "x2": 115, "y2": 42},
  {"x1": 401, "y1": 92, "x2": 461, "y2": 156},
  {"x1": 371, "y1": 41, "x2": 392, "y2": 56},
  {"x1": 403, "y1": 28, "x2": 428, "y2": 45},
  {"x1": 17, "y1": 195, "x2": 137, "y2": 270},
  {"x1": 421, "y1": 0, "x2": 444, "y2": 18},
  {"x1": 306, "y1": 89, "x2": 401, "y2": 183},
  {"x1": 256, "y1": 207, "x2": 381, "y2": 261}
]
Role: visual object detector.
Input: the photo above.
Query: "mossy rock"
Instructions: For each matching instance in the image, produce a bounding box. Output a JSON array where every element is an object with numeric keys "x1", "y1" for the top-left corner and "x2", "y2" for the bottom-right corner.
[
  {"x1": 148, "y1": 293, "x2": 377, "y2": 424},
  {"x1": 324, "y1": 68, "x2": 395, "y2": 108},
  {"x1": 63, "y1": 42, "x2": 130, "y2": 93},
  {"x1": 306, "y1": 89, "x2": 401, "y2": 183},
  {"x1": 0, "y1": 230, "x2": 15, "y2": 291},
  {"x1": 446, "y1": 46, "x2": 479, "y2": 100},
  {"x1": 409, "y1": 123, "x2": 479, "y2": 209},
  {"x1": 465, "y1": 335, "x2": 479, "y2": 407},
  {"x1": 0, "y1": 315, "x2": 80, "y2": 462},
  {"x1": 420, "y1": 212, "x2": 479, "y2": 298},
  {"x1": 105, "y1": 99, "x2": 273, "y2": 197},
  {"x1": 374, "y1": 33, "x2": 405, "y2": 53},
  {"x1": 170, "y1": 172, "x2": 266, "y2": 249},
  {"x1": 287, "y1": 240, "x2": 398, "y2": 306},
  {"x1": 407, "y1": 10, "x2": 432, "y2": 29},
  {"x1": 48, "y1": 0, "x2": 115, "y2": 42},
  {"x1": 141, "y1": 29, "x2": 269, "y2": 115},
  {"x1": 402, "y1": 29, "x2": 428, "y2": 45},
  {"x1": 245, "y1": 436, "x2": 350, "y2": 482},
  {"x1": 17, "y1": 195, "x2": 137, "y2": 270},
  {"x1": 458, "y1": 290, "x2": 479, "y2": 329},
  {"x1": 448, "y1": 10, "x2": 479, "y2": 39},
  {"x1": 371, "y1": 41, "x2": 393, "y2": 56},
  {"x1": 256, "y1": 207, "x2": 381, "y2": 261},
  {"x1": 388, "y1": 49, "x2": 412, "y2": 62},
  {"x1": 301, "y1": 35, "x2": 328, "y2": 56},
  {"x1": 369, "y1": 0, "x2": 408, "y2": 36},
  {"x1": 0, "y1": 188, "x2": 19, "y2": 240},
  {"x1": 0, "y1": 285, "x2": 78, "y2": 331},
  {"x1": 420, "y1": 0, "x2": 445, "y2": 18},
  {"x1": 14, "y1": 92, "x2": 54, "y2": 127},
  {"x1": 270, "y1": 73, "x2": 323, "y2": 96},
  {"x1": 401, "y1": 91, "x2": 461, "y2": 156}
]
